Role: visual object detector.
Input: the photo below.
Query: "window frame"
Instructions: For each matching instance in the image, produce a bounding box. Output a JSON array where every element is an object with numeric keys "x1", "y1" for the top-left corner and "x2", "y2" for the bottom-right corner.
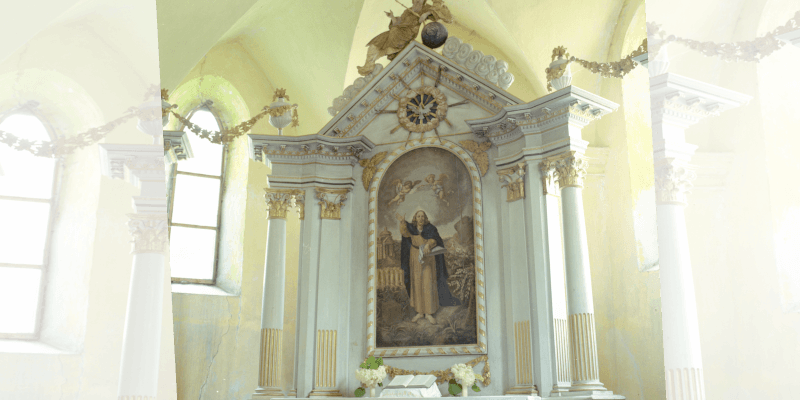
[
  {"x1": 0, "y1": 107, "x2": 62, "y2": 340},
  {"x1": 168, "y1": 105, "x2": 228, "y2": 286}
]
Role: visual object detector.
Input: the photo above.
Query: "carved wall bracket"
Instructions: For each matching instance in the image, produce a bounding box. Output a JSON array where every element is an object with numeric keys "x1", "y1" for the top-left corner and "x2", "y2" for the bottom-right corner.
[
  {"x1": 655, "y1": 159, "x2": 697, "y2": 206},
  {"x1": 316, "y1": 188, "x2": 350, "y2": 220},
  {"x1": 126, "y1": 214, "x2": 168, "y2": 255},
  {"x1": 498, "y1": 162, "x2": 526, "y2": 202}
]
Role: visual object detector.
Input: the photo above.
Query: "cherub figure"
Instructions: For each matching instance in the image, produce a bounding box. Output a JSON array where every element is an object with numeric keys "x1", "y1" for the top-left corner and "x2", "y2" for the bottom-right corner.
[
  {"x1": 424, "y1": 173, "x2": 449, "y2": 205},
  {"x1": 388, "y1": 179, "x2": 422, "y2": 206}
]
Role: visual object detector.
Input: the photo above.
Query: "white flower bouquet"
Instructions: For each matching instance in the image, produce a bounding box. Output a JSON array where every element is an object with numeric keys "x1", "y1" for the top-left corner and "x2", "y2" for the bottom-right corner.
[
  {"x1": 448, "y1": 363, "x2": 484, "y2": 396},
  {"x1": 354, "y1": 356, "x2": 388, "y2": 397}
]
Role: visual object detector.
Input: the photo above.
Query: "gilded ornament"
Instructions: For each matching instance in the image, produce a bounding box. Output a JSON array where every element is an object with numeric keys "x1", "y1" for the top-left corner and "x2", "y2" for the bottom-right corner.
[
  {"x1": 316, "y1": 188, "x2": 350, "y2": 220},
  {"x1": 545, "y1": 39, "x2": 647, "y2": 92},
  {"x1": 459, "y1": 140, "x2": 491, "y2": 176},
  {"x1": 539, "y1": 159, "x2": 560, "y2": 195},
  {"x1": 365, "y1": 354, "x2": 491, "y2": 386},
  {"x1": 264, "y1": 188, "x2": 302, "y2": 219},
  {"x1": 498, "y1": 163, "x2": 526, "y2": 202},
  {"x1": 654, "y1": 159, "x2": 696, "y2": 205},
  {"x1": 127, "y1": 213, "x2": 169, "y2": 255},
  {"x1": 359, "y1": 151, "x2": 389, "y2": 190},
  {"x1": 555, "y1": 152, "x2": 588, "y2": 189},
  {"x1": 397, "y1": 85, "x2": 449, "y2": 133}
]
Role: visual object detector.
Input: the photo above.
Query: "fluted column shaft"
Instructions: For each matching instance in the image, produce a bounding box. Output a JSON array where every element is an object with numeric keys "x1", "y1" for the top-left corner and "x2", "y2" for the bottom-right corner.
[
  {"x1": 253, "y1": 189, "x2": 300, "y2": 399},
  {"x1": 556, "y1": 153, "x2": 607, "y2": 392}
]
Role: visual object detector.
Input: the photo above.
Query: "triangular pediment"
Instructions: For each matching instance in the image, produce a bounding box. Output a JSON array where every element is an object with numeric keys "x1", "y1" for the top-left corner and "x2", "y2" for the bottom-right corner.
[{"x1": 318, "y1": 41, "x2": 524, "y2": 146}]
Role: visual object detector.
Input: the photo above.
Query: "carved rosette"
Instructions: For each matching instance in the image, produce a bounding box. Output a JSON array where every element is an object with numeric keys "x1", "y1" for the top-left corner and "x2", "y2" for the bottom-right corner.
[
  {"x1": 539, "y1": 159, "x2": 560, "y2": 195},
  {"x1": 397, "y1": 86, "x2": 448, "y2": 133},
  {"x1": 264, "y1": 188, "x2": 302, "y2": 220},
  {"x1": 126, "y1": 214, "x2": 168, "y2": 255},
  {"x1": 655, "y1": 160, "x2": 697, "y2": 206},
  {"x1": 498, "y1": 162, "x2": 526, "y2": 202},
  {"x1": 316, "y1": 188, "x2": 350, "y2": 220},
  {"x1": 555, "y1": 152, "x2": 588, "y2": 189}
]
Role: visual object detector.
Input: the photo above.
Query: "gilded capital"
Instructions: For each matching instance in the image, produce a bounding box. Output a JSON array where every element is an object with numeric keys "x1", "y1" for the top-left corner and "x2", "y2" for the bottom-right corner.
[
  {"x1": 316, "y1": 187, "x2": 350, "y2": 220},
  {"x1": 294, "y1": 191, "x2": 306, "y2": 220},
  {"x1": 655, "y1": 159, "x2": 696, "y2": 206},
  {"x1": 498, "y1": 162, "x2": 526, "y2": 202},
  {"x1": 555, "y1": 152, "x2": 588, "y2": 189},
  {"x1": 539, "y1": 159, "x2": 560, "y2": 195},
  {"x1": 126, "y1": 213, "x2": 168, "y2": 255},
  {"x1": 264, "y1": 188, "x2": 302, "y2": 219}
]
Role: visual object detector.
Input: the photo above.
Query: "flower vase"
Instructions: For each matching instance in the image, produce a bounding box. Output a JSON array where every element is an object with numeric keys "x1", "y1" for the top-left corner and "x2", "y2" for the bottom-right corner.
[{"x1": 370, "y1": 386, "x2": 376, "y2": 398}]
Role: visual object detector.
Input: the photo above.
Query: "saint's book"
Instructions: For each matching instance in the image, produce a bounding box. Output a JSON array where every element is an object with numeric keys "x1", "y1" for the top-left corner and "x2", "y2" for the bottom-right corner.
[{"x1": 386, "y1": 374, "x2": 437, "y2": 389}]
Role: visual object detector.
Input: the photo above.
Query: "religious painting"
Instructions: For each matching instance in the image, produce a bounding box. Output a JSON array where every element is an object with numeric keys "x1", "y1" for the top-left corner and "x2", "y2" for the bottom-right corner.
[{"x1": 371, "y1": 145, "x2": 482, "y2": 355}]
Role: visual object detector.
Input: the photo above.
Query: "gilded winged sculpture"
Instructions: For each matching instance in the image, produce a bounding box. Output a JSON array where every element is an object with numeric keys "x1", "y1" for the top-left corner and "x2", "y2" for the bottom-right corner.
[
  {"x1": 359, "y1": 151, "x2": 388, "y2": 190},
  {"x1": 459, "y1": 140, "x2": 492, "y2": 176},
  {"x1": 357, "y1": 0, "x2": 454, "y2": 76}
]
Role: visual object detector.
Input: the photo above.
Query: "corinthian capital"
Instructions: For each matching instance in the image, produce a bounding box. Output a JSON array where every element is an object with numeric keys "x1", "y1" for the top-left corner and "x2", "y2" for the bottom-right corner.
[
  {"x1": 539, "y1": 158, "x2": 560, "y2": 195},
  {"x1": 655, "y1": 159, "x2": 696, "y2": 205},
  {"x1": 127, "y1": 214, "x2": 168, "y2": 255},
  {"x1": 264, "y1": 188, "x2": 302, "y2": 219},
  {"x1": 555, "y1": 152, "x2": 588, "y2": 189},
  {"x1": 498, "y1": 162, "x2": 526, "y2": 202},
  {"x1": 316, "y1": 188, "x2": 350, "y2": 220}
]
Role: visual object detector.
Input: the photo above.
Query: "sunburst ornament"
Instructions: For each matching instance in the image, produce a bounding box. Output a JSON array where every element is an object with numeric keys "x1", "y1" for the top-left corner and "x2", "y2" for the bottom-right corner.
[{"x1": 397, "y1": 86, "x2": 448, "y2": 133}]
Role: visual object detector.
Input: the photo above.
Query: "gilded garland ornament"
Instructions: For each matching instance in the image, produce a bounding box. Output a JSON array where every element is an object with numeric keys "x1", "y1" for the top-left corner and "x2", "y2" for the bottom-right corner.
[
  {"x1": 361, "y1": 354, "x2": 491, "y2": 386},
  {"x1": 397, "y1": 85, "x2": 448, "y2": 133},
  {"x1": 545, "y1": 39, "x2": 647, "y2": 92}
]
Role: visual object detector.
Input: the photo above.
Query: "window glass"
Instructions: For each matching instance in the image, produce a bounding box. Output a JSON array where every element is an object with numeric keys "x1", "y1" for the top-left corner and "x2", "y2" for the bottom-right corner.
[
  {"x1": 0, "y1": 114, "x2": 55, "y2": 199},
  {"x1": 0, "y1": 268, "x2": 42, "y2": 334},
  {"x1": 169, "y1": 226, "x2": 217, "y2": 281},
  {"x1": 177, "y1": 110, "x2": 223, "y2": 176},
  {"x1": 171, "y1": 174, "x2": 220, "y2": 227}
]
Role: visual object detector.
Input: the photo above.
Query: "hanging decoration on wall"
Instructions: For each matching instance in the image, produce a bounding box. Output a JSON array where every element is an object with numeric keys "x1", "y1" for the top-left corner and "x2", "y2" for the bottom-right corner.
[
  {"x1": 357, "y1": 0, "x2": 454, "y2": 77},
  {"x1": 647, "y1": 11, "x2": 800, "y2": 63},
  {"x1": 545, "y1": 39, "x2": 648, "y2": 92}
]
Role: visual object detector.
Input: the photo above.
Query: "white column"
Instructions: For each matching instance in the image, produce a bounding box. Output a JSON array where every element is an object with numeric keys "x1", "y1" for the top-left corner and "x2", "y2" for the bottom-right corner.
[
  {"x1": 308, "y1": 187, "x2": 350, "y2": 398},
  {"x1": 655, "y1": 158, "x2": 706, "y2": 399},
  {"x1": 253, "y1": 188, "x2": 302, "y2": 399},
  {"x1": 539, "y1": 159, "x2": 572, "y2": 394},
  {"x1": 556, "y1": 152, "x2": 608, "y2": 393}
]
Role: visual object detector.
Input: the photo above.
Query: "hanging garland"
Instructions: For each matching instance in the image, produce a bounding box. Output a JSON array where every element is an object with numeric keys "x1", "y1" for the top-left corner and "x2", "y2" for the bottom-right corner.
[{"x1": 545, "y1": 10, "x2": 799, "y2": 92}]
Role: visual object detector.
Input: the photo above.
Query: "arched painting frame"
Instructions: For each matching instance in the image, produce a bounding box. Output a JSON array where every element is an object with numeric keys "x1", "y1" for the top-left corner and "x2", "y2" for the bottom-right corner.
[{"x1": 366, "y1": 138, "x2": 487, "y2": 358}]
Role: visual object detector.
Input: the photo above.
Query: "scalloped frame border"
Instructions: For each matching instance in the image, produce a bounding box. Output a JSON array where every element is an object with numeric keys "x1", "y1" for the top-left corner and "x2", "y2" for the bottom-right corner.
[{"x1": 366, "y1": 138, "x2": 487, "y2": 358}]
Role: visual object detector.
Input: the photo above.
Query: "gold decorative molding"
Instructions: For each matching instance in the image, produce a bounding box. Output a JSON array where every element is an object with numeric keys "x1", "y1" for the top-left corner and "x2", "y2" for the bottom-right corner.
[
  {"x1": 126, "y1": 214, "x2": 168, "y2": 255},
  {"x1": 665, "y1": 367, "x2": 705, "y2": 400},
  {"x1": 459, "y1": 140, "x2": 492, "y2": 176},
  {"x1": 258, "y1": 328, "x2": 283, "y2": 389},
  {"x1": 316, "y1": 188, "x2": 350, "y2": 220},
  {"x1": 498, "y1": 162, "x2": 526, "y2": 202},
  {"x1": 368, "y1": 354, "x2": 491, "y2": 386},
  {"x1": 568, "y1": 313, "x2": 601, "y2": 385},
  {"x1": 514, "y1": 321, "x2": 534, "y2": 387},
  {"x1": 359, "y1": 151, "x2": 388, "y2": 190},
  {"x1": 545, "y1": 39, "x2": 647, "y2": 92},
  {"x1": 655, "y1": 159, "x2": 696, "y2": 206},
  {"x1": 264, "y1": 188, "x2": 302, "y2": 219},
  {"x1": 555, "y1": 152, "x2": 588, "y2": 189},
  {"x1": 539, "y1": 158, "x2": 560, "y2": 195},
  {"x1": 311, "y1": 330, "x2": 342, "y2": 397}
]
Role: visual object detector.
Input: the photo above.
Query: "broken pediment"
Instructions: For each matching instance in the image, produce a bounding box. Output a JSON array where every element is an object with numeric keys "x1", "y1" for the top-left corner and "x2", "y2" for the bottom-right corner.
[{"x1": 317, "y1": 41, "x2": 524, "y2": 147}]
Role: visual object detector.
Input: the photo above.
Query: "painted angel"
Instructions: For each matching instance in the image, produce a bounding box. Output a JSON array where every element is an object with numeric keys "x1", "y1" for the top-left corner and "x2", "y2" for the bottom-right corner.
[
  {"x1": 357, "y1": 0, "x2": 454, "y2": 76},
  {"x1": 387, "y1": 179, "x2": 422, "y2": 206},
  {"x1": 424, "y1": 173, "x2": 450, "y2": 205}
]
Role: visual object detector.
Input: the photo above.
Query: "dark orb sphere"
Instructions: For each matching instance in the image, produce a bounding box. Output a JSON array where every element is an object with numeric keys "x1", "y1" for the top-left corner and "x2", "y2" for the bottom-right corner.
[{"x1": 421, "y1": 21, "x2": 449, "y2": 49}]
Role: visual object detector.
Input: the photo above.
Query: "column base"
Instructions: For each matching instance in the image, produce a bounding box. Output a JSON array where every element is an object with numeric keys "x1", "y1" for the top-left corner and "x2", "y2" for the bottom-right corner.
[
  {"x1": 308, "y1": 389, "x2": 343, "y2": 397},
  {"x1": 550, "y1": 384, "x2": 573, "y2": 397},
  {"x1": 506, "y1": 385, "x2": 540, "y2": 396},
  {"x1": 253, "y1": 387, "x2": 286, "y2": 400},
  {"x1": 288, "y1": 389, "x2": 298, "y2": 397},
  {"x1": 555, "y1": 390, "x2": 625, "y2": 399}
]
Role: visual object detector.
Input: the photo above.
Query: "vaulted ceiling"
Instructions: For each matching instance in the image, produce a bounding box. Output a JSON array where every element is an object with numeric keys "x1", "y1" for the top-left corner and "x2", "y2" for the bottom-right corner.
[{"x1": 0, "y1": 0, "x2": 792, "y2": 134}]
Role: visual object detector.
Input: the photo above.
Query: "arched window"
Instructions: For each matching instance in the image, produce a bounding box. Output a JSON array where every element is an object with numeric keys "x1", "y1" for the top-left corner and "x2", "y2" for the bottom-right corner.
[
  {"x1": 0, "y1": 112, "x2": 59, "y2": 338},
  {"x1": 168, "y1": 107, "x2": 225, "y2": 284}
]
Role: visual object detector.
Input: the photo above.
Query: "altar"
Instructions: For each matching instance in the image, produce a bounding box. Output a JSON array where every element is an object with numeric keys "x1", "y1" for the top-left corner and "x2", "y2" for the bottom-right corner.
[{"x1": 246, "y1": 40, "x2": 625, "y2": 400}]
